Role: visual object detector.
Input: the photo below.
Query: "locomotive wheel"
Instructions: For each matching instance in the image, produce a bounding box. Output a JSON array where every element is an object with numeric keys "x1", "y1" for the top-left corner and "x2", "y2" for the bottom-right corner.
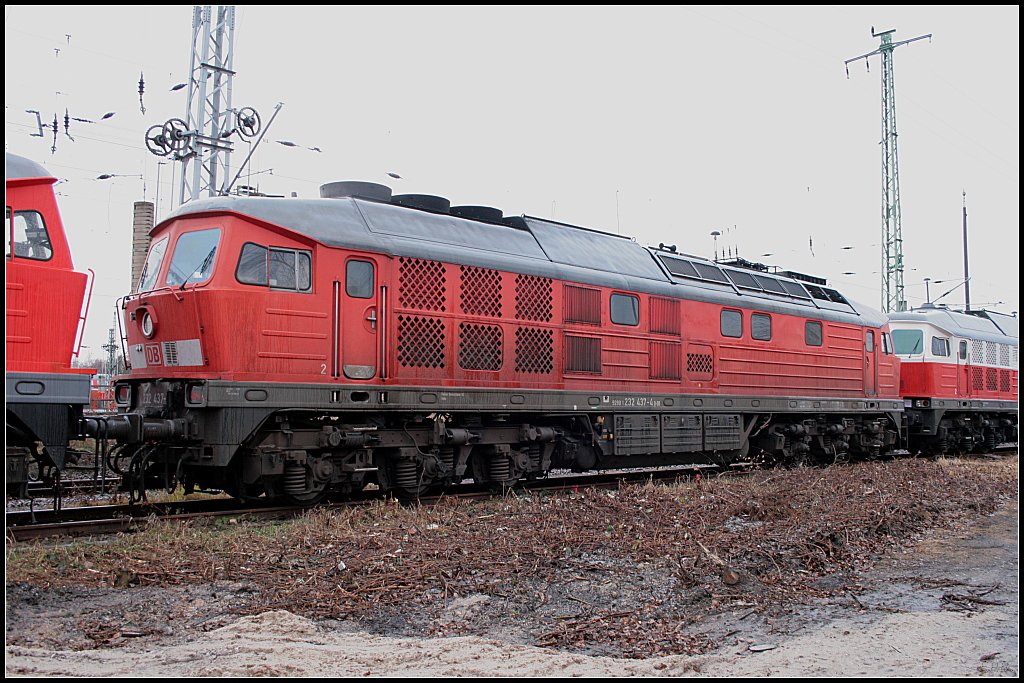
[{"x1": 281, "y1": 486, "x2": 327, "y2": 506}]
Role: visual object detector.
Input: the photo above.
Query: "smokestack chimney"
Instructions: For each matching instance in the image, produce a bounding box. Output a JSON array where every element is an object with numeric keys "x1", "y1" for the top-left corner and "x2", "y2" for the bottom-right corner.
[{"x1": 132, "y1": 201, "x2": 155, "y2": 290}]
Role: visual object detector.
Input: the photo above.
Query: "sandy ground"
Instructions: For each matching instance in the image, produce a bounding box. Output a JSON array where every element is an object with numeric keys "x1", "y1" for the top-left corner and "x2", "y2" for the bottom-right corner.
[{"x1": 6, "y1": 500, "x2": 1017, "y2": 677}]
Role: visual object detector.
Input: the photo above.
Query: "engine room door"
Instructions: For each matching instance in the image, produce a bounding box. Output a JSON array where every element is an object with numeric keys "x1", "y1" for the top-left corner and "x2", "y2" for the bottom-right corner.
[
  {"x1": 341, "y1": 258, "x2": 379, "y2": 380},
  {"x1": 864, "y1": 330, "x2": 877, "y2": 396}
]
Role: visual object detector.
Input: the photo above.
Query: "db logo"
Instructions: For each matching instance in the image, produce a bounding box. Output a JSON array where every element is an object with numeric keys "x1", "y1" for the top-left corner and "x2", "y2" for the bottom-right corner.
[{"x1": 145, "y1": 344, "x2": 163, "y2": 366}]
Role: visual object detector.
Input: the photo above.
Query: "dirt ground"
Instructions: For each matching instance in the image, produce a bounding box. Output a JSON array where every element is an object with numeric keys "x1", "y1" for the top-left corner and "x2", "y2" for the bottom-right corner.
[{"x1": 5, "y1": 459, "x2": 1019, "y2": 677}]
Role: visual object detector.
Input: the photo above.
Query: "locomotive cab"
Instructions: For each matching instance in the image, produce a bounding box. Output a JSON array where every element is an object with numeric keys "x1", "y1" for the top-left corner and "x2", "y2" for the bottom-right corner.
[
  {"x1": 5, "y1": 153, "x2": 93, "y2": 494},
  {"x1": 110, "y1": 204, "x2": 339, "y2": 498}
]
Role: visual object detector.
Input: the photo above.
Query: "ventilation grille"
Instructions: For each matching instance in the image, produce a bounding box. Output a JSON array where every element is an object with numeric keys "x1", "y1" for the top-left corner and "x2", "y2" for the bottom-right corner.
[
  {"x1": 972, "y1": 367, "x2": 984, "y2": 391},
  {"x1": 972, "y1": 340, "x2": 984, "y2": 364},
  {"x1": 986, "y1": 367, "x2": 998, "y2": 391},
  {"x1": 460, "y1": 266, "x2": 502, "y2": 317},
  {"x1": 999, "y1": 369, "x2": 1011, "y2": 393},
  {"x1": 986, "y1": 342, "x2": 997, "y2": 365},
  {"x1": 1013, "y1": 346, "x2": 1019, "y2": 368},
  {"x1": 514, "y1": 274, "x2": 553, "y2": 322},
  {"x1": 514, "y1": 327, "x2": 553, "y2": 374},
  {"x1": 565, "y1": 335, "x2": 601, "y2": 374},
  {"x1": 397, "y1": 315, "x2": 446, "y2": 368},
  {"x1": 650, "y1": 297, "x2": 681, "y2": 335},
  {"x1": 1000, "y1": 344, "x2": 1010, "y2": 367},
  {"x1": 686, "y1": 344, "x2": 714, "y2": 381},
  {"x1": 162, "y1": 341, "x2": 179, "y2": 367},
  {"x1": 650, "y1": 341, "x2": 682, "y2": 380},
  {"x1": 399, "y1": 258, "x2": 446, "y2": 312},
  {"x1": 564, "y1": 285, "x2": 601, "y2": 325},
  {"x1": 458, "y1": 323, "x2": 502, "y2": 371}
]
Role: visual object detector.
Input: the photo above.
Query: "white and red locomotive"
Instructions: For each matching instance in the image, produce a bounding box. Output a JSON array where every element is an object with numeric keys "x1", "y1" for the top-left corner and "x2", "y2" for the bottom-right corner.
[{"x1": 890, "y1": 305, "x2": 1018, "y2": 452}]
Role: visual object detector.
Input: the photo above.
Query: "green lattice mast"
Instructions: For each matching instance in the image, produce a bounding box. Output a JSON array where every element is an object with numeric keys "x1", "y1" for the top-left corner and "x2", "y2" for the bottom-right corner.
[{"x1": 846, "y1": 28, "x2": 931, "y2": 313}]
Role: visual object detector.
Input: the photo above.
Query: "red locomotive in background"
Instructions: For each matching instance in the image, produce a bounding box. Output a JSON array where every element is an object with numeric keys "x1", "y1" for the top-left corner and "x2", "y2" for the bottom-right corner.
[
  {"x1": 97, "y1": 180, "x2": 906, "y2": 501},
  {"x1": 5, "y1": 153, "x2": 94, "y2": 495}
]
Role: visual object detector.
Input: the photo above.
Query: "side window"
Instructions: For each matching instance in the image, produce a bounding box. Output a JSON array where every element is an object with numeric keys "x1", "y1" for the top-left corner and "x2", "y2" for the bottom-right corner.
[
  {"x1": 7, "y1": 208, "x2": 53, "y2": 261},
  {"x1": 866, "y1": 330, "x2": 875, "y2": 353},
  {"x1": 958, "y1": 340, "x2": 968, "y2": 360},
  {"x1": 236, "y1": 243, "x2": 312, "y2": 292},
  {"x1": 236, "y1": 243, "x2": 269, "y2": 286},
  {"x1": 931, "y1": 337, "x2": 949, "y2": 357},
  {"x1": 721, "y1": 309, "x2": 743, "y2": 338},
  {"x1": 610, "y1": 293, "x2": 639, "y2": 326},
  {"x1": 751, "y1": 313, "x2": 771, "y2": 341},
  {"x1": 882, "y1": 333, "x2": 893, "y2": 355},
  {"x1": 346, "y1": 260, "x2": 374, "y2": 298},
  {"x1": 805, "y1": 321, "x2": 823, "y2": 347},
  {"x1": 269, "y1": 249, "x2": 297, "y2": 290}
]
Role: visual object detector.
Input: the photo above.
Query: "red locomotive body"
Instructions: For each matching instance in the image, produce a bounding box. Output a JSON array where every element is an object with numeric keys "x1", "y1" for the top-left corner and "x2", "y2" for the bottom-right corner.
[
  {"x1": 5, "y1": 153, "x2": 93, "y2": 493},
  {"x1": 106, "y1": 184, "x2": 903, "y2": 501},
  {"x1": 890, "y1": 306, "x2": 1018, "y2": 451}
]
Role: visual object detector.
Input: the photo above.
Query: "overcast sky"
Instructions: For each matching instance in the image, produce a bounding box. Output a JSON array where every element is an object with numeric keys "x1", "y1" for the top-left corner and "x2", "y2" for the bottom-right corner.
[{"x1": 5, "y1": 5, "x2": 1019, "y2": 358}]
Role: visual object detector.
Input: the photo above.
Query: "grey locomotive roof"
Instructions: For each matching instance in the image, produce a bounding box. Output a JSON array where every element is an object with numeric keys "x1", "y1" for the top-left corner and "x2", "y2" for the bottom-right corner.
[
  {"x1": 5, "y1": 153, "x2": 53, "y2": 182},
  {"x1": 889, "y1": 306, "x2": 1018, "y2": 345},
  {"x1": 162, "y1": 194, "x2": 888, "y2": 328}
]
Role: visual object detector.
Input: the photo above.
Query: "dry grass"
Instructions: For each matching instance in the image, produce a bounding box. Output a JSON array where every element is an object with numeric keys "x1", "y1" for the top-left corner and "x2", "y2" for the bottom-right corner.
[{"x1": 6, "y1": 455, "x2": 1017, "y2": 656}]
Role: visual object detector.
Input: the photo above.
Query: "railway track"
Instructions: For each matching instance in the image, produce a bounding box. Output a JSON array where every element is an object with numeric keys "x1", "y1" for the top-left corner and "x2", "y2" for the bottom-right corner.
[
  {"x1": 5, "y1": 464, "x2": 727, "y2": 543},
  {"x1": 7, "y1": 448, "x2": 1015, "y2": 543}
]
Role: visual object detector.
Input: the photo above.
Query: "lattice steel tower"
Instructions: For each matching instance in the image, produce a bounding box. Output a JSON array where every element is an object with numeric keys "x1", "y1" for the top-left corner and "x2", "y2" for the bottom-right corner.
[
  {"x1": 846, "y1": 28, "x2": 930, "y2": 313},
  {"x1": 180, "y1": 5, "x2": 236, "y2": 204}
]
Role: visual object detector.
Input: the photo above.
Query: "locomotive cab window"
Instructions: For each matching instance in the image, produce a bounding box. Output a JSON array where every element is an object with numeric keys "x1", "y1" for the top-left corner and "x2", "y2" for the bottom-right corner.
[
  {"x1": 721, "y1": 309, "x2": 743, "y2": 338},
  {"x1": 892, "y1": 329, "x2": 923, "y2": 354},
  {"x1": 6, "y1": 208, "x2": 53, "y2": 261},
  {"x1": 166, "y1": 228, "x2": 221, "y2": 286},
  {"x1": 751, "y1": 313, "x2": 772, "y2": 341},
  {"x1": 959, "y1": 340, "x2": 968, "y2": 360},
  {"x1": 271, "y1": 249, "x2": 311, "y2": 291},
  {"x1": 346, "y1": 260, "x2": 374, "y2": 299},
  {"x1": 235, "y1": 242, "x2": 312, "y2": 292},
  {"x1": 805, "y1": 321, "x2": 823, "y2": 347},
  {"x1": 931, "y1": 336, "x2": 950, "y2": 357},
  {"x1": 610, "y1": 293, "x2": 639, "y2": 326},
  {"x1": 866, "y1": 330, "x2": 875, "y2": 353},
  {"x1": 137, "y1": 236, "x2": 169, "y2": 292},
  {"x1": 882, "y1": 333, "x2": 893, "y2": 355}
]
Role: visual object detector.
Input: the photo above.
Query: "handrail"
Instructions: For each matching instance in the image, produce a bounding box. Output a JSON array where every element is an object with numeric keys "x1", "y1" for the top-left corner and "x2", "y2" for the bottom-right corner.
[{"x1": 72, "y1": 268, "x2": 96, "y2": 359}]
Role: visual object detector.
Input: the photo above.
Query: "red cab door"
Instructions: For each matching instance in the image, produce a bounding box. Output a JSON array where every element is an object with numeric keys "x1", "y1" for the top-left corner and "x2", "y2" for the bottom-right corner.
[
  {"x1": 341, "y1": 258, "x2": 378, "y2": 380},
  {"x1": 864, "y1": 330, "x2": 877, "y2": 396}
]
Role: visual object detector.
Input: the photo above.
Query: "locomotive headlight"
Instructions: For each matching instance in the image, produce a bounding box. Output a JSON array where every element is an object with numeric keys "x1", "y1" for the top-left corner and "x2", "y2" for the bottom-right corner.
[
  {"x1": 115, "y1": 385, "x2": 132, "y2": 407},
  {"x1": 140, "y1": 311, "x2": 155, "y2": 338},
  {"x1": 186, "y1": 382, "x2": 206, "y2": 405}
]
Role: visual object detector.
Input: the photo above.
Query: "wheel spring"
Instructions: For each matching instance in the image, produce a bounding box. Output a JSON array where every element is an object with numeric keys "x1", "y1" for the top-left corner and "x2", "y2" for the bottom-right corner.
[
  {"x1": 438, "y1": 448, "x2": 455, "y2": 474},
  {"x1": 936, "y1": 436, "x2": 948, "y2": 454},
  {"x1": 488, "y1": 453, "x2": 510, "y2": 482},
  {"x1": 395, "y1": 460, "x2": 420, "y2": 491},
  {"x1": 283, "y1": 462, "x2": 307, "y2": 495},
  {"x1": 985, "y1": 431, "x2": 997, "y2": 450},
  {"x1": 527, "y1": 445, "x2": 542, "y2": 472}
]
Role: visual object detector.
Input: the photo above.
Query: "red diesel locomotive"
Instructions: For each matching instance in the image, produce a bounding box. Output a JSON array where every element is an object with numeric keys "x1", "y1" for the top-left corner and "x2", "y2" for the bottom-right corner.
[
  {"x1": 5, "y1": 153, "x2": 94, "y2": 495},
  {"x1": 99, "y1": 181, "x2": 904, "y2": 501},
  {"x1": 890, "y1": 305, "x2": 1018, "y2": 452}
]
